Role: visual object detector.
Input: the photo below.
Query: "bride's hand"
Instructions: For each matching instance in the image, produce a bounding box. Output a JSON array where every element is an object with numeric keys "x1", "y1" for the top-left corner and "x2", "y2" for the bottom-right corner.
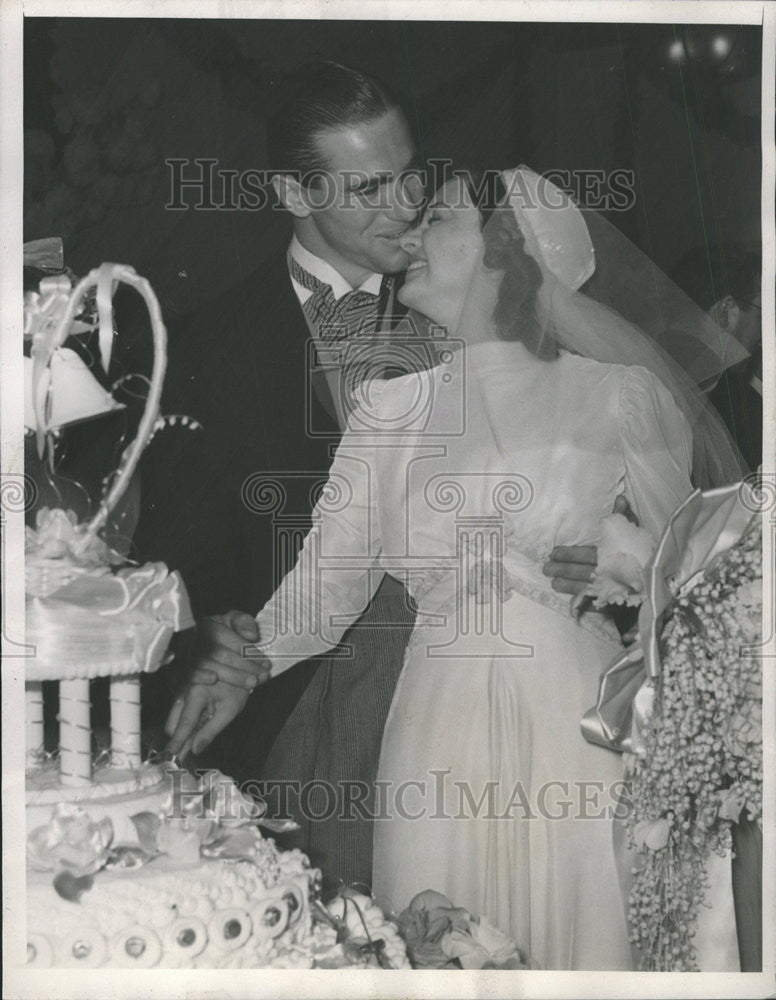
[
  {"x1": 188, "y1": 610, "x2": 272, "y2": 690},
  {"x1": 164, "y1": 677, "x2": 255, "y2": 759},
  {"x1": 162, "y1": 610, "x2": 272, "y2": 759}
]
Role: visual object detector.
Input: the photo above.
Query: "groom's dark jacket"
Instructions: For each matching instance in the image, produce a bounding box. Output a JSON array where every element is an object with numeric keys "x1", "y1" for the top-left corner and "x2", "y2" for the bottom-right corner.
[
  {"x1": 135, "y1": 251, "x2": 412, "y2": 777},
  {"x1": 136, "y1": 252, "x2": 341, "y2": 620}
]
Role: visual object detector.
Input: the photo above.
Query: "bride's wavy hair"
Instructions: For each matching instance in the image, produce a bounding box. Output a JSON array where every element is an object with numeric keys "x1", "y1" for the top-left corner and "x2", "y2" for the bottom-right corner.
[{"x1": 457, "y1": 164, "x2": 557, "y2": 360}]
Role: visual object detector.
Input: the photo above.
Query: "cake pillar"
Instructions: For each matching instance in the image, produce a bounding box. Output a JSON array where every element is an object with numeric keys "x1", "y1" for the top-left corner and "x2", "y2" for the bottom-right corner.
[
  {"x1": 26, "y1": 682, "x2": 45, "y2": 756},
  {"x1": 110, "y1": 675, "x2": 141, "y2": 768},
  {"x1": 58, "y1": 678, "x2": 92, "y2": 786}
]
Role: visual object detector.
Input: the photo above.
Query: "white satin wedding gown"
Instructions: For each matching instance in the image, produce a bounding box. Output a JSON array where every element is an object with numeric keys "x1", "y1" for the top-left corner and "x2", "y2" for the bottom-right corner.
[{"x1": 257, "y1": 339, "x2": 694, "y2": 970}]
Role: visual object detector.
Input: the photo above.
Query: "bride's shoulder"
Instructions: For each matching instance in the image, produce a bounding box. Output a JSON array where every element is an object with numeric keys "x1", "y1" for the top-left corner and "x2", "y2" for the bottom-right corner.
[
  {"x1": 556, "y1": 353, "x2": 670, "y2": 421},
  {"x1": 558, "y1": 350, "x2": 655, "y2": 388}
]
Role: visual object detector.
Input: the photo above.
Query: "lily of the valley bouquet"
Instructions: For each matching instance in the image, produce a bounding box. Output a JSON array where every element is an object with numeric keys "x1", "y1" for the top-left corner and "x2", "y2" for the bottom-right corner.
[{"x1": 581, "y1": 480, "x2": 763, "y2": 970}]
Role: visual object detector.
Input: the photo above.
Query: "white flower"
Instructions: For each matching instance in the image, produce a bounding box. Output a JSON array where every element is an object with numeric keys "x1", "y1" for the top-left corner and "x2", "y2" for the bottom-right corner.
[
  {"x1": 633, "y1": 816, "x2": 672, "y2": 851},
  {"x1": 27, "y1": 803, "x2": 113, "y2": 876},
  {"x1": 441, "y1": 916, "x2": 522, "y2": 969},
  {"x1": 470, "y1": 916, "x2": 522, "y2": 966},
  {"x1": 588, "y1": 513, "x2": 655, "y2": 608}
]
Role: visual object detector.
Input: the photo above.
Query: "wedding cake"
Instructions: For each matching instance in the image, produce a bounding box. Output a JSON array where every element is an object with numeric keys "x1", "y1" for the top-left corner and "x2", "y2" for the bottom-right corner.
[{"x1": 21, "y1": 261, "x2": 338, "y2": 969}]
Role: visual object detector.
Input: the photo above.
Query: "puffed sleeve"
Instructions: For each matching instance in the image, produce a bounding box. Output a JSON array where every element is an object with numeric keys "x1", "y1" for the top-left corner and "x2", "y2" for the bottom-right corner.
[
  {"x1": 255, "y1": 381, "x2": 388, "y2": 675},
  {"x1": 619, "y1": 366, "x2": 694, "y2": 541}
]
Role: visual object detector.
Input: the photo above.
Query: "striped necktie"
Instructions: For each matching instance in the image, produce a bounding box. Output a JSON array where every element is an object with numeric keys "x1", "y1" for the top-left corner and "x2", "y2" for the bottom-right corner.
[{"x1": 287, "y1": 252, "x2": 387, "y2": 345}]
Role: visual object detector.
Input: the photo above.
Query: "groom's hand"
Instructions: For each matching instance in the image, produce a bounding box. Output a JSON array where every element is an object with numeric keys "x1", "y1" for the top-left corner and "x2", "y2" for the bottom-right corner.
[
  {"x1": 543, "y1": 544, "x2": 597, "y2": 596},
  {"x1": 542, "y1": 494, "x2": 638, "y2": 596},
  {"x1": 187, "y1": 610, "x2": 271, "y2": 690}
]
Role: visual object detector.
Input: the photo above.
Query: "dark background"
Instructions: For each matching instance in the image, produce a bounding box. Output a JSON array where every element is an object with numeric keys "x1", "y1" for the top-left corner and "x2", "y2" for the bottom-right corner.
[{"x1": 24, "y1": 18, "x2": 762, "y2": 323}]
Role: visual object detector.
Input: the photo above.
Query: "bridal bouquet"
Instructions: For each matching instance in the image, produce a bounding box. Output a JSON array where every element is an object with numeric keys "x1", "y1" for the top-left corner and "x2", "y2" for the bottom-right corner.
[
  {"x1": 626, "y1": 506, "x2": 761, "y2": 971},
  {"x1": 582, "y1": 483, "x2": 763, "y2": 971}
]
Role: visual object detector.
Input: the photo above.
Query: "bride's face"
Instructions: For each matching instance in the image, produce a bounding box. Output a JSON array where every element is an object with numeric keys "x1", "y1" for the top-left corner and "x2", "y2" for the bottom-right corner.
[{"x1": 397, "y1": 178, "x2": 484, "y2": 329}]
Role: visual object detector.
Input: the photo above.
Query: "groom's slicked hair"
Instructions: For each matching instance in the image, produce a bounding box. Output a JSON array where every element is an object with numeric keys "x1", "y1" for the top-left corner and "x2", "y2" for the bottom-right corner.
[{"x1": 267, "y1": 61, "x2": 405, "y2": 179}]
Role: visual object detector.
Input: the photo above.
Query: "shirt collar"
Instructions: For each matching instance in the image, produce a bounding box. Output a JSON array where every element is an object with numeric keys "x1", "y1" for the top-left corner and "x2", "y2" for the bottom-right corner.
[{"x1": 289, "y1": 235, "x2": 383, "y2": 301}]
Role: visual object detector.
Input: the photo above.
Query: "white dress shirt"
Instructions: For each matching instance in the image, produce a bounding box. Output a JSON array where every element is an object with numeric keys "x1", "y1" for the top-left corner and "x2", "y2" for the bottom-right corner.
[
  {"x1": 288, "y1": 235, "x2": 383, "y2": 305},
  {"x1": 288, "y1": 235, "x2": 385, "y2": 429}
]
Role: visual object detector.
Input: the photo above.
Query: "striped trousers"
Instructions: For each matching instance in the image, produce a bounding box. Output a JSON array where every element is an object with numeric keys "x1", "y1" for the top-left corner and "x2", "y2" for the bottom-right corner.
[{"x1": 259, "y1": 576, "x2": 416, "y2": 889}]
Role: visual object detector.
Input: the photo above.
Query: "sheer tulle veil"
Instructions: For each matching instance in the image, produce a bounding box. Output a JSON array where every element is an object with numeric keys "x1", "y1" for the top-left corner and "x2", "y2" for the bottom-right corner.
[{"x1": 493, "y1": 166, "x2": 749, "y2": 489}]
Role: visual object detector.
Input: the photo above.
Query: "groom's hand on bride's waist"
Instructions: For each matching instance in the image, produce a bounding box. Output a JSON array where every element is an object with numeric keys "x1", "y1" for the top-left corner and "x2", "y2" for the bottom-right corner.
[
  {"x1": 542, "y1": 494, "x2": 638, "y2": 596},
  {"x1": 542, "y1": 544, "x2": 597, "y2": 595},
  {"x1": 187, "y1": 610, "x2": 271, "y2": 689}
]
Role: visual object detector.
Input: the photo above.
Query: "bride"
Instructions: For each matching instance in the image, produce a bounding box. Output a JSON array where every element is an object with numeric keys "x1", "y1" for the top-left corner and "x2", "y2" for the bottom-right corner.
[{"x1": 167, "y1": 166, "x2": 742, "y2": 969}]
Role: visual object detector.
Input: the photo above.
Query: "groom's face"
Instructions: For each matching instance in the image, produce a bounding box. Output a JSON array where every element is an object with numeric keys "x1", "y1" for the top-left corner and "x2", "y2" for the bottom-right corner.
[{"x1": 290, "y1": 108, "x2": 423, "y2": 285}]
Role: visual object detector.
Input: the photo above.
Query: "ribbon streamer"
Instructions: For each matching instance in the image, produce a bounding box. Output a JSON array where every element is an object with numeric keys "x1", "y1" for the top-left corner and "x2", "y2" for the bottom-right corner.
[
  {"x1": 582, "y1": 481, "x2": 756, "y2": 752},
  {"x1": 96, "y1": 262, "x2": 118, "y2": 374},
  {"x1": 24, "y1": 237, "x2": 64, "y2": 272},
  {"x1": 58, "y1": 679, "x2": 92, "y2": 786}
]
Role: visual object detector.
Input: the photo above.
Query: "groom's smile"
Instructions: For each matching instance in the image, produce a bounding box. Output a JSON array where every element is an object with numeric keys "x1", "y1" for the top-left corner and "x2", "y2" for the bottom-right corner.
[{"x1": 285, "y1": 107, "x2": 423, "y2": 288}]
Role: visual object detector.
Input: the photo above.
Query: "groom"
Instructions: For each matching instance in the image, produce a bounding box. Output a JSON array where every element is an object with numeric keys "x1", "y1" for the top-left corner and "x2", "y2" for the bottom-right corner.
[
  {"x1": 159, "y1": 61, "x2": 425, "y2": 886},
  {"x1": 161, "y1": 59, "x2": 604, "y2": 885}
]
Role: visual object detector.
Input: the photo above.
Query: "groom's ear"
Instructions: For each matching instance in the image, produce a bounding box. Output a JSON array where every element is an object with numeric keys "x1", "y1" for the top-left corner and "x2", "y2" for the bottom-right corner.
[
  {"x1": 708, "y1": 294, "x2": 740, "y2": 334},
  {"x1": 271, "y1": 174, "x2": 312, "y2": 219}
]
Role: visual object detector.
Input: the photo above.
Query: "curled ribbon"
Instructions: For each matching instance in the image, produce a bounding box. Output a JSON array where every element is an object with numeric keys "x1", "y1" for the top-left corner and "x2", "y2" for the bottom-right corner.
[
  {"x1": 26, "y1": 275, "x2": 96, "y2": 459},
  {"x1": 96, "y1": 262, "x2": 118, "y2": 374},
  {"x1": 23, "y1": 237, "x2": 64, "y2": 272},
  {"x1": 581, "y1": 481, "x2": 756, "y2": 753}
]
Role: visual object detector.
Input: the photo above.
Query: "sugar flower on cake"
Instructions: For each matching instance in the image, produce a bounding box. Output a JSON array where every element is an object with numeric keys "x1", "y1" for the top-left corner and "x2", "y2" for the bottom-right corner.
[
  {"x1": 27, "y1": 802, "x2": 114, "y2": 878},
  {"x1": 442, "y1": 913, "x2": 525, "y2": 969},
  {"x1": 26, "y1": 507, "x2": 119, "y2": 585},
  {"x1": 198, "y1": 770, "x2": 265, "y2": 827},
  {"x1": 130, "y1": 770, "x2": 269, "y2": 865}
]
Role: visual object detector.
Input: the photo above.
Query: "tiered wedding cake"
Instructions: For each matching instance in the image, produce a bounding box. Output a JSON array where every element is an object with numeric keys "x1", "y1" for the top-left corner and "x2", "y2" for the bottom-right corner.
[{"x1": 22, "y1": 263, "x2": 330, "y2": 969}]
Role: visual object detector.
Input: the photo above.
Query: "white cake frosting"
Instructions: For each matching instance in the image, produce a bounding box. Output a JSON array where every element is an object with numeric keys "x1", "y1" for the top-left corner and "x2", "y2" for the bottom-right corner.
[
  {"x1": 25, "y1": 767, "x2": 334, "y2": 968},
  {"x1": 27, "y1": 837, "x2": 326, "y2": 968}
]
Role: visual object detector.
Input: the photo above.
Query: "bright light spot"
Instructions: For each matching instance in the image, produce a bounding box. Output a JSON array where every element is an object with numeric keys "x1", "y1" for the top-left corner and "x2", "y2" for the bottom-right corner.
[
  {"x1": 668, "y1": 40, "x2": 685, "y2": 61},
  {"x1": 712, "y1": 35, "x2": 733, "y2": 58}
]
